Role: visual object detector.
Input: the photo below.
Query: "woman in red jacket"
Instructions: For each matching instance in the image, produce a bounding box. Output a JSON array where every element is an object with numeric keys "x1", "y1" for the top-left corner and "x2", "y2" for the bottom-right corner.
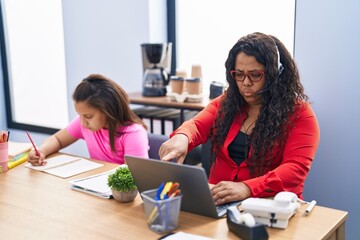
[{"x1": 159, "y1": 32, "x2": 320, "y2": 205}]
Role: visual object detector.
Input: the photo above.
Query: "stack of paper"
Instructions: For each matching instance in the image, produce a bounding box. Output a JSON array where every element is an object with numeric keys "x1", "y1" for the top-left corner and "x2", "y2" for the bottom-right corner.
[
  {"x1": 7, "y1": 141, "x2": 32, "y2": 169},
  {"x1": 8, "y1": 141, "x2": 32, "y2": 160},
  {"x1": 69, "y1": 168, "x2": 119, "y2": 199},
  {"x1": 161, "y1": 232, "x2": 215, "y2": 240},
  {"x1": 25, "y1": 154, "x2": 103, "y2": 178}
]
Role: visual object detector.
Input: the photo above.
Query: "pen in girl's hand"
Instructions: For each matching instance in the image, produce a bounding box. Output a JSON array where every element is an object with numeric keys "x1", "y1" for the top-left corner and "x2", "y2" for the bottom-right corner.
[{"x1": 25, "y1": 131, "x2": 40, "y2": 157}]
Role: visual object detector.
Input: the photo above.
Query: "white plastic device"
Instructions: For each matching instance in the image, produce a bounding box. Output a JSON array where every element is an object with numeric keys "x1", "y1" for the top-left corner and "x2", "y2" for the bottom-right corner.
[
  {"x1": 227, "y1": 206, "x2": 256, "y2": 227},
  {"x1": 273, "y1": 191, "x2": 298, "y2": 206},
  {"x1": 241, "y1": 191, "x2": 300, "y2": 229}
]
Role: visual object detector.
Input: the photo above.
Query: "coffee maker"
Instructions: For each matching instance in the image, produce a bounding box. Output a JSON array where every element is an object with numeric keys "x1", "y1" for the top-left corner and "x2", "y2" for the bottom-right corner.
[{"x1": 141, "y1": 43, "x2": 172, "y2": 96}]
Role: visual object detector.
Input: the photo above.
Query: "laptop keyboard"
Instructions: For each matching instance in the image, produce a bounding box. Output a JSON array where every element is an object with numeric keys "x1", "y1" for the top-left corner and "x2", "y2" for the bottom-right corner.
[
  {"x1": 216, "y1": 201, "x2": 241, "y2": 216},
  {"x1": 216, "y1": 203, "x2": 231, "y2": 213},
  {"x1": 216, "y1": 201, "x2": 242, "y2": 217}
]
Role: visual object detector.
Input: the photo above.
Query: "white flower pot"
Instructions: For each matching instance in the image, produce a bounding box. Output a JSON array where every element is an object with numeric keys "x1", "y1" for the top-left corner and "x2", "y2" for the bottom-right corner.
[{"x1": 111, "y1": 189, "x2": 138, "y2": 203}]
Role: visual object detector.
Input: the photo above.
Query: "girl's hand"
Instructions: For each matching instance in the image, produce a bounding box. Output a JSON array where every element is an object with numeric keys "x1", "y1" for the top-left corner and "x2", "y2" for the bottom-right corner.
[{"x1": 27, "y1": 149, "x2": 47, "y2": 166}]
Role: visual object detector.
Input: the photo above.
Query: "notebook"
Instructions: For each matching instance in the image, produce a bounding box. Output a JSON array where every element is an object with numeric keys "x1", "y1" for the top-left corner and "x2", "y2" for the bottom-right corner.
[
  {"x1": 8, "y1": 152, "x2": 29, "y2": 169},
  {"x1": 25, "y1": 154, "x2": 103, "y2": 178},
  {"x1": 125, "y1": 155, "x2": 241, "y2": 218},
  {"x1": 69, "y1": 168, "x2": 119, "y2": 199}
]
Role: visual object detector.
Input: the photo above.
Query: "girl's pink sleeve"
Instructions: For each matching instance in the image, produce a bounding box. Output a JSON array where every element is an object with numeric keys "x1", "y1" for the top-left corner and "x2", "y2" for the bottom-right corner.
[{"x1": 66, "y1": 116, "x2": 83, "y2": 139}]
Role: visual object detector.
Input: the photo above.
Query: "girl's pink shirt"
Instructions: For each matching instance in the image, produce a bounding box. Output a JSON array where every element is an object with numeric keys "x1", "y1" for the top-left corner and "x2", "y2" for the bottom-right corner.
[{"x1": 66, "y1": 116, "x2": 149, "y2": 164}]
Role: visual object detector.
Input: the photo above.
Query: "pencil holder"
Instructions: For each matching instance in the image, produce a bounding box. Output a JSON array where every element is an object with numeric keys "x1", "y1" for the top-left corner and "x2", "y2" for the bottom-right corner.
[
  {"x1": 0, "y1": 142, "x2": 9, "y2": 173},
  {"x1": 141, "y1": 189, "x2": 182, "y2": 234}
]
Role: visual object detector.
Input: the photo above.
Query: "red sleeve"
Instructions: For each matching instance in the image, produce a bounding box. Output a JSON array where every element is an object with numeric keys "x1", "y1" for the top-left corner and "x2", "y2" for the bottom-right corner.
[{"x1": 243, "y1": 103, "x2": 320, "y2": 198}]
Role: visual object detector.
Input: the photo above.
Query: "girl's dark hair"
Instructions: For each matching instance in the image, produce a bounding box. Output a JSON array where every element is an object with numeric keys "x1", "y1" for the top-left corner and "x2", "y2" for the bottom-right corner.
[
  {"x1": 73, "y1": 74, "x2": 146, "y2": 152},
  {"x1": 211, "y1": 32, "x2": 308, "y2": 176}
]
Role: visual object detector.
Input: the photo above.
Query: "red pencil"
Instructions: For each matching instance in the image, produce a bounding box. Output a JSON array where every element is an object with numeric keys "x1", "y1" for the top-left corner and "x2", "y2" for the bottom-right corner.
[{"x1": 25, "y1": 131, "x2": 40, "y2": 157}]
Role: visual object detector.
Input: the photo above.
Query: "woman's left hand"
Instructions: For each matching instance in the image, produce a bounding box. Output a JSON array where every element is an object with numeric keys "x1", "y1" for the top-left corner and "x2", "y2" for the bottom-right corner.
[{"x1": 211, "y1": 181, "x2": 251, "y2": 205}]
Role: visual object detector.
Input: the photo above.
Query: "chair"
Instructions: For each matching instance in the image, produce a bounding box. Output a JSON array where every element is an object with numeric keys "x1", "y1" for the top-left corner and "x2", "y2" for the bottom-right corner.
[
  {"x1": 147, "y1": 133, "x2": 169, "y2": 160},
  {"x1": 198, "y1": 139, "x2": 212, "y2": 177},
  {"x1": 147, "y1": 133, "x2": 203, "y2": 167}
]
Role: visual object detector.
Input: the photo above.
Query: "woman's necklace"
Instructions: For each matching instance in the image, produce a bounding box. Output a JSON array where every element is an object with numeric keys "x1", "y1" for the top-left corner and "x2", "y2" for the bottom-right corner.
[{"x1": 242, "y1": 120, "x2": 256, "y2": 135}]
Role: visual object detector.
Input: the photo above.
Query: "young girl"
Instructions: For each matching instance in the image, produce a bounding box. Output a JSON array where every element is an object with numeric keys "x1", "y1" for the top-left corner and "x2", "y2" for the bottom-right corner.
[{"x1": 27, "y1": 74, "x2": 149, "y2": 165}]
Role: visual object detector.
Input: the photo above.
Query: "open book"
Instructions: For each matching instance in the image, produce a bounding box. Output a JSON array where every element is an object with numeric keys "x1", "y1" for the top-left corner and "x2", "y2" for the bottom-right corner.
[
  {"x1": 69, "y1": 168, "x2": 119, "y2": 199},
  {"x1": 24, "y1": 154, "x2": 103, "y2": 178}
]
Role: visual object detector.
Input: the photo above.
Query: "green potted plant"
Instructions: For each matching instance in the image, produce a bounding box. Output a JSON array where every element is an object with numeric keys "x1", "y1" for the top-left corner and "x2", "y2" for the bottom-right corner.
[{"x1": 107, "y1": 165, "x2": 138, "y2": 203}]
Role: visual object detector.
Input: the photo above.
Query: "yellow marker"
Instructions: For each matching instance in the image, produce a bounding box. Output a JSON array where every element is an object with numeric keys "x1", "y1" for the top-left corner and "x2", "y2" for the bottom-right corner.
[
  {"x1": 147, "y1": 182, "x2": 173, "y2": 224},
  {"x1": 159, "y1": 182, "x2": 173, "y2": 200},
  {"x1": 147, "y1": 206, "x2": 158, "y2": 224},
  {"x1": 147, "y1": 188, "x2": 182, "y2": 225}
]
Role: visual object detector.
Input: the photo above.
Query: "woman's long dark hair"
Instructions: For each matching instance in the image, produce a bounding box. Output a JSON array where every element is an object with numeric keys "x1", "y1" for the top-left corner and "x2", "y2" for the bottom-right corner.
[
  {"x1": 73, "y1": 74, "x2": 146, "y2": 152},
  {"x1": 211, "y1": 32, "x2": 308, "y2": 176}
]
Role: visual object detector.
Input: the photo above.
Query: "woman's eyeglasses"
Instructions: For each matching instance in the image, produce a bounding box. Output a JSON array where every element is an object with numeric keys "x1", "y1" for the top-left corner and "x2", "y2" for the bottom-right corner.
[{"x1": 230, "y1": 69, "x2": 265, "y2": 82}]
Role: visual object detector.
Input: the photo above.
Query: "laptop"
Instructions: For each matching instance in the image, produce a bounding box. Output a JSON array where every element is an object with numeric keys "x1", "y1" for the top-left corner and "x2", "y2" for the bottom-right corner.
[{"x1": 125, "y1": 155, "x2": 241, "y2": 218}]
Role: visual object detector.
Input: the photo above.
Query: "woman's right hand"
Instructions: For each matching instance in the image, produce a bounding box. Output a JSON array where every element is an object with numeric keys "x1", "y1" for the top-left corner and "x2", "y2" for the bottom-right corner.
[
  {"x1": 159, "y1": 134, "x2": 189, "y2": 164},
  {"x1": 27, "y1": 149, "x2": 47, "y2": 166}
]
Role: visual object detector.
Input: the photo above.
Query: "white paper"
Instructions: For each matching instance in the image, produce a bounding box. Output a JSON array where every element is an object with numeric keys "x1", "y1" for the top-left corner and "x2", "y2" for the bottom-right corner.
[
  {"x1": 70, "y1": 185, "x2": 112, "y2": 199},
  {"x1": 69, "y1": 168, "x2": 118, "y2": 198},
  {"x1": 25, "y1": 155, "x2": 81, "y2": 171},
  {"x1": 8, "y1": 141, "x2": 32, "y2": 158},
  {"x1": 162, "y1": 232, "x2": 215, "y2": 240},
  {"x1": 44, "y1": 159, "x2": 103, "y2": 178}
]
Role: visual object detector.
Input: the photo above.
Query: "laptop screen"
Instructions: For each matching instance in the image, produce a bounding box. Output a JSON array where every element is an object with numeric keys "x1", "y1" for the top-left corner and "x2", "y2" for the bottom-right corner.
[{"x1": 125, "y1": 155, "x2": 221, "y2": 218}]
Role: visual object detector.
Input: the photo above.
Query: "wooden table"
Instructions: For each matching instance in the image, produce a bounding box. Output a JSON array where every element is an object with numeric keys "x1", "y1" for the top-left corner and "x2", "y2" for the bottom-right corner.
[
  {"x1": 128, "y1": 91, "x2": 210, "y2": 122},
  {"x1": 0, "y1": 157, "x2": 348, "y2": 240}
]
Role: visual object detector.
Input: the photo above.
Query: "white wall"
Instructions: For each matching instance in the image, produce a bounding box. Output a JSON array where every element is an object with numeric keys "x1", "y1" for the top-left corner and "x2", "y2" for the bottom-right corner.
[
  {"x1": 296, "y1": 1, "x2": 360, "y2": 239},
  {"x1": 1, "y1": 0, "x2": 166, "y2": 157},
  {"x1": 62, "y1": 0, "x2": 151, "y2": 119},
  {"x1": 1, "y1": 0, "x2": 360, "y2": 238}
]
